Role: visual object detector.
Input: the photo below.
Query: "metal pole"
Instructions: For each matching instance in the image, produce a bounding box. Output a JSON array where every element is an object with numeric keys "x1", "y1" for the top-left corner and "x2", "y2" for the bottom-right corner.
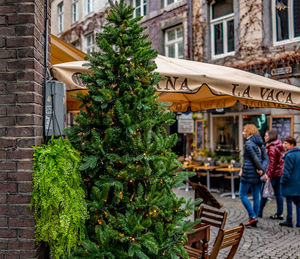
[
  {"x1": 43, "y1": 0, "x2": 49, "y2": 140},
  {"x1": 188, "y1": 0, "x2": 193, "y2": 60}
]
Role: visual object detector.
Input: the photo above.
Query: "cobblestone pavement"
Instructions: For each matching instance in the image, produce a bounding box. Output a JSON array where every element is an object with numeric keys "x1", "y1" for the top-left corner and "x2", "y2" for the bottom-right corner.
[{"x1": 211, "y1": 193, "x2": 300, "y2": 259}]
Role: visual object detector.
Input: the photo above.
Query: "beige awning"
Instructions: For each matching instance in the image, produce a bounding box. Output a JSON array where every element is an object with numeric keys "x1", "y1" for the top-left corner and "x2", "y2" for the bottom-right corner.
[{"x1": 51, "y1": 55, "x2": 300, "y2": 112}]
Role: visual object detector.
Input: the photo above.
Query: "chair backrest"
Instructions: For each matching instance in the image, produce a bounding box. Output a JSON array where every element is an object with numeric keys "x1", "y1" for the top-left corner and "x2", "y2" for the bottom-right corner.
[
  {"x1": 196, "y1": 205, "x2": 228, "y2": 229},
  {"x1": 189, "y1": 182, "x2": 223, "y2": 209},
  {"x1": 209, "y1": 224, "x2": 245, "y2": 259}
]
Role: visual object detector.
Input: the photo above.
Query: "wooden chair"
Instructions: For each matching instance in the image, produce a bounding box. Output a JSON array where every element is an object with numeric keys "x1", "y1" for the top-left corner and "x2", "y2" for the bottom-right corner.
[
  {"x1": 209, "y1": 171, "x2": 224, "y2": 190},
  {"x1": 209, "y1": 224, "x2": 245, "y2": 259},
  {"x1": 184, "y1": 223, "x2": 210, "y2": 259},
  {"x1": 197, "y1": 171, "x2": 208, "y2": 177},
  {"x1": 188, "y1": 182, "x2": 223, "y2": 209},
  {"x1": 223, "y1": 173, "x2": 240, "y2": 192},
  {"x1": 185, "y1": 205, "x2": 228, "y2": 258},
  {"x1": 185, "y1": 246, "x2": 203, "y2": 259},
  {"x1": 196, "y1": 205, "x2": 228, "y2": 231},
  {"x1": 184, "y1": 224, "x2": 244, "y2": 259}
]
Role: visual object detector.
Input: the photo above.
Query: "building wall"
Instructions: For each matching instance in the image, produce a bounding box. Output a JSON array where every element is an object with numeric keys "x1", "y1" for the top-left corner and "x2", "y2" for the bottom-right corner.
[
  {"x1": 140, "y1": 0, "x2": 189, "y2": 57},
  {"x1": 193, "y1": 0, "x2": 300, "y2": 149},
  {"x1": 51, "y1": 0, "x2": 109, "y2": 35},
  {"x1": 51, "y1": 0, "x2": 190, "y2": 58},
  {"x1": 193, "y1": 0, "x2": 300, "y2": 67},
  {"x1": 51, "y1": 0, "x2": 109, "y2": 51},
  {"x1": 0, "y1": 0, "x2": 49, "y2": 257}
]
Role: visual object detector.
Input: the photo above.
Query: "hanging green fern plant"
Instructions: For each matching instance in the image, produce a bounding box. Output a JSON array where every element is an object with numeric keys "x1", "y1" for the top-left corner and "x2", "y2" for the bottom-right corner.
[{"x1": 31, "y1": 137, "x2": 88, "y2": 259}]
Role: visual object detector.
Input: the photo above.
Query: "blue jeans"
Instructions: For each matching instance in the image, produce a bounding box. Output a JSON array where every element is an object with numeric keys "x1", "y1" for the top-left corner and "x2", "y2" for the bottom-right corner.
[
  {"x1": 259, "y1": 177, "x2": 283, "y2": 216},
  {"x1": 285, "y1": 196, "x2": 300, "y2": 226},
  {"x1": 239, "y1": 182, "x2": 261, "y2": 218}
]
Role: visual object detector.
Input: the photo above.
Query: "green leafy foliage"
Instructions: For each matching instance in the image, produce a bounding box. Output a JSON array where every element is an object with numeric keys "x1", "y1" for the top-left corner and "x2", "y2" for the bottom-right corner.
[
  {"x1": 31, "y1": 137, "x2": 88, "y2": 259},
  {"x1": 66, "y1": 0, "x2": 201, "y2": 258}
]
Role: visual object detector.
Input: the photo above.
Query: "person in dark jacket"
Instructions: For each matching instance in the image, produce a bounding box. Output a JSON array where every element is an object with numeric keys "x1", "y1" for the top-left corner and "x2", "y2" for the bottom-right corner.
[
  {"x1": 279, "y1": 136, "x2": 300, "y2": 228},
  {"x1": 240, "y1": 124, "x2": 269, "y2": 227},
  {"x1": 258, "y1": 129, "x2": 284, "y2": 219}
]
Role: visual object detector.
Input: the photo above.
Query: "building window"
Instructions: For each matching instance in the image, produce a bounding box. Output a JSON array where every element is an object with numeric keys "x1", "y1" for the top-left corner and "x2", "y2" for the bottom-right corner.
[
  {"x1": 164, "y1": 0, "x2": 180, "y2": 6},
  {"x1": 85, "y1": 33, "x2": 95, "y2": 55},
  {"x1": 72, "y1": 0, "x2": 79, "y2": 23},
  {"x1": 72, "y1": 40, "x2": 80, "y2": 49},
  {"x1": 58, "y1": 2, "x2": 64, "y2": 33},
  {"x1": 165, "y1": 26, "x2": 184, "y2": 59},
  {"x1": 87, "y1": 0, "x2": 94, "y2": 14},
  {"x1": 132, "y1": 0, "x2": 147, "y2": 17},
  {"x1": 272, "y1": 0, "x2": 300, "y2": 43},
  {"x1": 210, "y1": 0, "x2": 234, "y2": 57}
]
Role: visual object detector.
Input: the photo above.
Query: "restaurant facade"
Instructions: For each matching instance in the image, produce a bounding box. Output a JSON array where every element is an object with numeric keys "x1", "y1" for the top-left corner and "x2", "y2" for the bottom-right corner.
[
  {"x1": 187, "y1": 0, "x2": 300, "y2": 161},
  {"x1": 50, "y1": 0, "x2": 300, "y2": 162},
  {"x1": 1, "y1": 0, "x2": 300, "y2": 256}
]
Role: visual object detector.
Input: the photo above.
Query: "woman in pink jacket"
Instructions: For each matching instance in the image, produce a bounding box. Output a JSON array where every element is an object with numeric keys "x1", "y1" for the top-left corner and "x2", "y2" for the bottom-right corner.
[{"x1": 258, "y1": 129, "x2": 284, "y2": 219}]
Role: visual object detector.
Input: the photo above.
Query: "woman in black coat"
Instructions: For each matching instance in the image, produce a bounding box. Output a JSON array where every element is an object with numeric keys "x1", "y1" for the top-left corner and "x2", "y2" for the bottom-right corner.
[{"x1": 240, "y1": 124, "x2": 269, "y2": 227}]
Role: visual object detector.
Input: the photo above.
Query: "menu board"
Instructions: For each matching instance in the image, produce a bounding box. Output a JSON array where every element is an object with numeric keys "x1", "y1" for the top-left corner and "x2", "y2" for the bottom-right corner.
[
  {"x1": 270, "y1": 115, "x2": 294, "y2": 143},
  {"x1": 178, "y1": 119, "x2": 194, "y2": 133},
  {"x1": 195, "y1": 120, "x2": 204, "y2": 150}
]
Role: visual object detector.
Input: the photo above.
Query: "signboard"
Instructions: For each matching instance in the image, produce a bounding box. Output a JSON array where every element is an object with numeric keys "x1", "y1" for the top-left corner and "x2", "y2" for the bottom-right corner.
[
  {"x1": 195, "y1": 120, "x2": 204, "y2": 150},
  {"x1": 270, "y1": 115, "x2": 294, "y2": 143},
  {"x1": 178, "y1": 119, "x2": 194, "y2": 133},
  {"x1": 271, "y1": 66, "x2": 292, "y2": 76}
]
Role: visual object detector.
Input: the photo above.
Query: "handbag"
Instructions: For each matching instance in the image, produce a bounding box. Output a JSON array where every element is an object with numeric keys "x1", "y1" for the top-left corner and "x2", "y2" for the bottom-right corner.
[{"x1": 262, "y1": 179, "x2": 274, "y2": 198}]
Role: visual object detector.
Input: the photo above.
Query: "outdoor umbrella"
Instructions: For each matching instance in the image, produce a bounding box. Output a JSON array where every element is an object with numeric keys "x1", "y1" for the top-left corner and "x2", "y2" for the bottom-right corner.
[
  {"x1": 51, "y1": 55, "x2": 300, "y2": 113},
  {"x1": 50, "y1": 34, "x2": 86, "y2": 65}
]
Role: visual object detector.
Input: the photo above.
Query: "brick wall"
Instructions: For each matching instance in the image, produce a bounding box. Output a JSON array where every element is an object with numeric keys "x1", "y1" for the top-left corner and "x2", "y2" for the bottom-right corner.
[{"x1": 0, "y1": 1, "x2": 48, "y2": 258}]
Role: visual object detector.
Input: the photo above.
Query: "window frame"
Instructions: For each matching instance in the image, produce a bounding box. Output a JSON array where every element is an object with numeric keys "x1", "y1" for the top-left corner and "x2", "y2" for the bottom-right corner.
[
  {"x1": 272, "y1": 0, "x2": 300, "y2": 45},
  {"x1": 164, "y1": 25, "x2": 184, "y2": 59},
  {"x1": 84, "y1": 33, "x2": 95, "y2": 55},
  {"x1": 72, "y1": 0, "x2": 79, "y2": 23},
  {"x1": 86, "y1": 0, "x2": 94, "y2": 14},
  {"x1": 164, "y1": 0, "x2": 180, "y2": 7},
  {"x1": 58, "y1": 2, "x2": 64, "y2": 33},
  {"x1": 210, "y1": 5, "x2": 235, "y2": 59},
  {"x1": 132, "y1": 0, "x2": 147, "y2": 18},
  {"x1": 71, "y1": 40, "x2": 80, "y2": 49}
]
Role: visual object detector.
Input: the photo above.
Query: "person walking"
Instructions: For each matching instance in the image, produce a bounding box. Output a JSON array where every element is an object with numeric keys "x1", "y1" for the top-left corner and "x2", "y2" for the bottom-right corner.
[
  {"x1": 279, "y1": 136, "x2": 300, "y2": 228},
  {"x1": 258, "y1": 129, "x2": 284, "y2": 219},
  {"x1": 240, "y1": 124, "x2": 269, "y2": 227}
]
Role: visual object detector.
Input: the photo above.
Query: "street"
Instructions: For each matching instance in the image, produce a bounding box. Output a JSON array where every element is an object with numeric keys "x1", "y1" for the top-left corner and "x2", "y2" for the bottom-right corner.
[{"x1": 212, "y1": 194, "x2": 300, "y2": 259}]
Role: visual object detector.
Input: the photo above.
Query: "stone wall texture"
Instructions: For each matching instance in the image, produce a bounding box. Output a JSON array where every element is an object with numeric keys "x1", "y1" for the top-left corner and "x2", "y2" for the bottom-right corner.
[{"x1": 0, "y1": 0, "x2": 48, "y2": 258}]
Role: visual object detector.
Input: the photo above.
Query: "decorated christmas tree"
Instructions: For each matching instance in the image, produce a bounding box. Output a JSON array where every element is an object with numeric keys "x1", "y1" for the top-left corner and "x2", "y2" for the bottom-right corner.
[{"x1": 66, "y1": 0, "x2": 200, "y2": 257}]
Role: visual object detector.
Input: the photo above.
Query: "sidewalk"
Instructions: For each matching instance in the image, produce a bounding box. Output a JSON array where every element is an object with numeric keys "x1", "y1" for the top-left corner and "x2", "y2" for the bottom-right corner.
[{"x1": 211, "y1": 194, "x2": 300, "y2": 259}]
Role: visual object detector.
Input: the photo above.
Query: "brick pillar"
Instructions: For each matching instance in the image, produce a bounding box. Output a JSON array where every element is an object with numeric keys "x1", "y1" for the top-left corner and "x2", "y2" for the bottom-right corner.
[{"x1": 0, "y1": 1, "x2": 49, "y2": 258}]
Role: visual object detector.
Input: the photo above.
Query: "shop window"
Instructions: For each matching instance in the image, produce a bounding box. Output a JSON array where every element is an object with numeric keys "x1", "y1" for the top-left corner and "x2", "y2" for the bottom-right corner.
[
  {"x1": 213, "y1": 116, "x2": 239, "y2": 159},
  {"x1": 165, "y1": 26, "x2": 184, "y2": 59},
  {"x1": 85, "y1": 33, "x2": 95, "y2": 55},
  {"x1": 132, "y1": 0, "x2": 147, "y2": 17},
  {"x1": 210, "y1": 0, "x2": 234, "y2": 58},
  {"x1": 72, "y1": 0, "x2": 79, "y2": 23},
  {"x1": 58, "y1": 2, "x2": 64, "y2": 33},
  {"x1": 242, "y1": 114, "x2": 269, "y2": 141},
  {"x1": 272, "y1": 0, "x2": 300, "y2": 43}
]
